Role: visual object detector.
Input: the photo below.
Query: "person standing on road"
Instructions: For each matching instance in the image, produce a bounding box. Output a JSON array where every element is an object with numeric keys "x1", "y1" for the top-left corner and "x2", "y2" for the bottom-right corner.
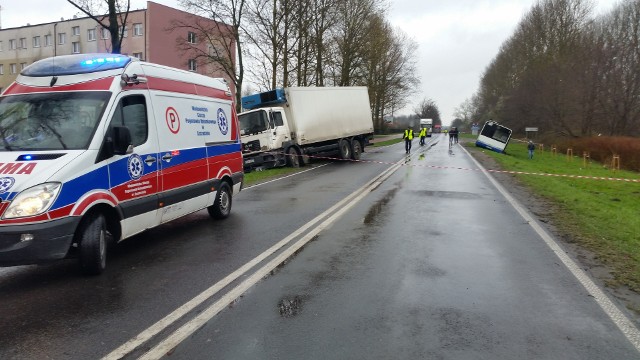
[
  {"x1": 403, "y1": 126, "x2": 414, "y2": 154},
  {"x1": 419, "y1": 127, "x2": 427, "y2": 146},
  {"x1": 528, "y1": 140, "x2": 535, "y2": 159}
]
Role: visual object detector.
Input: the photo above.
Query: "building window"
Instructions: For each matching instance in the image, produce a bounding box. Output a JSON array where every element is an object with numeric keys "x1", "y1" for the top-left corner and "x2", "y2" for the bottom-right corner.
[
  {"x1": 20, "y1": 63, "x2": 27, "y2": 70},
  {"x1": 120, "y1": 26, "x2": 128, "y2": 38},
  {"x1": 58, "y1": 33, "x2": 66, "y2": 45},
  {"x1": 133, "y1": 23, "x2": 143, "y2": 36},
  {"x1": 73, "y1": 26, "x2": 80, "y2": 36},
  {"x1": 188, "y1": 59, "x2": 197, "y2": 71},
  {"x1": 187, "y1": 32, "x2": 197, "y2": 44},
  {"x1": 101, "y1": 28, "x2": 110, "y2": 39},
  {"x1": 132, "y1": 52, "x2": 143, "y2": 60},
  {"x1": 33, "y1": 36, "x2": 41, "y2": 48},
  {"x1": 87, "y1": 29, "x2": 96, "y2": 41},
  {"x1": 72, "y1": 42, "x2": 80, "y2": 53},
  {"x1": 19, "y1": 38, "x2": 27, "y2": 49},
  {"x1": 9, "y1": 39, "x2": 16, "y2": 50},
  {"x1": 44, "y1": 34, "x2": 52, "y2": 47},
  {"x1": 10, "y1": 64, "x2": 17, "y2": 74},
  {"x1": 0, "y1": 64, "x2": 3, "y2": 75}
]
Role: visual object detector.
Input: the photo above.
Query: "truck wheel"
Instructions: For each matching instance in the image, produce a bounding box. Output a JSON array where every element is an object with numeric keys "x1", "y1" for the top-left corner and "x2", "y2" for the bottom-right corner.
[
  {"x1": 351, "y1": 139, "x2": 362, "y2": 160},
  {"x1": 78, "y1": 212, "x2": 108, "y2": 275},
  {"x1": 338, "y1": 139, "x2": 351, "y2": 160},
  {"x1": 208, "y1": 182, "x2": 232, "y2": 219},
  {"x1": 286, "y1": 147, "x2": 301, "y2": 168}
]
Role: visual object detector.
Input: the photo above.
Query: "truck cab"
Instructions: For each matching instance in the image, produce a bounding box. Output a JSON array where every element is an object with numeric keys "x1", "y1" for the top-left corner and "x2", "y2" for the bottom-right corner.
[{"x1": 239, "y1": 107, "x2": 291, "y2": 170}]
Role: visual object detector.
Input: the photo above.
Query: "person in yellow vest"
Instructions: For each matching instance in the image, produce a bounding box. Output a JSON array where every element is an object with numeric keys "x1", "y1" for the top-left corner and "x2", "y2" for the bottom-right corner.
[
  {"x1": 403, "y1": 126, "x2": 414, "y2": 154},
  {"x1": 419, "y1": 127, "x2": 427, "y2": 146}
]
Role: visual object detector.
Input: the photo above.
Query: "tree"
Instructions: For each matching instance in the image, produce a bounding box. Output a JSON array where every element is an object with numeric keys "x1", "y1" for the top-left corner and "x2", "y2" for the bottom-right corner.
[
  {"x1": 178, "y1": 0, "x2": 247, "y2": 112},
  {"x1": 414, "y1": 98, "x2": 441, "y2": 126},
  {"x1": 67, "y1": 0, "x2": 131, "y2": 54}
]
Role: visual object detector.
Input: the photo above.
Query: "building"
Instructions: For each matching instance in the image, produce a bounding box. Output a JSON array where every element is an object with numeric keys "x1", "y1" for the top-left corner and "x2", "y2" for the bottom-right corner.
[{"x1": 0, "y1": 1, "x2": 235, "y2": 94}]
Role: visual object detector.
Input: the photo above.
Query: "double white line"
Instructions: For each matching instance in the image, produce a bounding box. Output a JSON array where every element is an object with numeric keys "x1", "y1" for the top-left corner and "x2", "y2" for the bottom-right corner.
[{"x1": 104, "y1": 159, "x2": 405, "y2": 360}]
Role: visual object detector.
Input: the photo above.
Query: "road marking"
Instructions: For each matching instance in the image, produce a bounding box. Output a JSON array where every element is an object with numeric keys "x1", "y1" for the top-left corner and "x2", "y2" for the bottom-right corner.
[
  {"x1": 461, "y1": 145, "x2": 640, "y2": 352},
  {"x1": 103, "y1": 157, "x2": 404, "y2": 360}
]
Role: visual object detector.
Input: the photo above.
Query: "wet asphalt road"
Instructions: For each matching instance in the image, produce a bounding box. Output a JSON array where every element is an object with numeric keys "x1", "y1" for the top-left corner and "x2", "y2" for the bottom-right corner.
[{"x1": 1, "y1": 134, "x2": 639, "y2": 359}]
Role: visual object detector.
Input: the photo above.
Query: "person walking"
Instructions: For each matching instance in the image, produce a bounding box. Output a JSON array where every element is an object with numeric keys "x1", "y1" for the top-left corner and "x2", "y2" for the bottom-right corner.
[
  {"x1": 419, "y1": 127, "x2": 427, "y2": 146},
  {"x1": 527, "y1": 140, "x2": 535, "y2": 159},
  {"x1": 403, "y1": 126, "x2": 414, "y2": 154}
]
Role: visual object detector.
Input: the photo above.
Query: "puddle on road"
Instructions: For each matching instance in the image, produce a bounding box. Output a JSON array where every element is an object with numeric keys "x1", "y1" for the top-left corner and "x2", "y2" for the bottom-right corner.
[
  {"x1": 278, "y1": 295, "x2": 306, "y2": 318},
  {"x1": 364, "y1": 188, "x2": 399, "y2": 224},
  {"x1": 412, "y1": 190, "x2": 482, "y2": 200}
]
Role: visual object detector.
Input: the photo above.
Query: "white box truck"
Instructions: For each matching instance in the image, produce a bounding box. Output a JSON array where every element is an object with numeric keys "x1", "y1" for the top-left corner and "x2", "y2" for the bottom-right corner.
[
  {"x1": 420, "y1": 118, "x2": 433, "y2": 137},
  {"x1": 239, "y1": 87, "x2": 374, "y2": 171}
]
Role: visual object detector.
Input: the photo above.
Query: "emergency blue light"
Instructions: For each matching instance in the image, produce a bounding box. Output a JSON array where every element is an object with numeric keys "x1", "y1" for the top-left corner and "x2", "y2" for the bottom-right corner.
[
  {"x1": 23, "y1": 155, "x2": 33, "y2": 160},
  {"x1": 22, "y1": 53, "x2": 132, "y2": 77}
]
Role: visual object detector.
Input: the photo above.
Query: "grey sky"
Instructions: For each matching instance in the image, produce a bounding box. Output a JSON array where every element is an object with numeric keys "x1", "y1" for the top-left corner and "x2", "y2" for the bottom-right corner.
[{"x1": 2, "y1": 0, "x2": 620, "y2": 125}]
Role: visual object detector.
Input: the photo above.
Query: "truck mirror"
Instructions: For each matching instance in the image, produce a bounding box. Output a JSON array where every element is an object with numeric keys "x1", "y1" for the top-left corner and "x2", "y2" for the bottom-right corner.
[{"x1": 112, "y1": 126, "x2": 133, "y2": 155}]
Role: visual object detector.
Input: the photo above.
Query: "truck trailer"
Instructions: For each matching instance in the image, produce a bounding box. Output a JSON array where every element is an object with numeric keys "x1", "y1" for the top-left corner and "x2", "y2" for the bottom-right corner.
[
  {"x1": 239, "y1": 87, "x2": 374, "y2": 171},
  {"x1": 420, "y1": 118, "x2": 433, "y2": 137}
]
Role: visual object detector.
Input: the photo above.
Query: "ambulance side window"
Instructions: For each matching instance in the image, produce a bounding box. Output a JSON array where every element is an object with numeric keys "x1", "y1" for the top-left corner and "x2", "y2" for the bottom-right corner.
[{"x1": 109, "y1": 95, "x2": 148, "y2": 147}]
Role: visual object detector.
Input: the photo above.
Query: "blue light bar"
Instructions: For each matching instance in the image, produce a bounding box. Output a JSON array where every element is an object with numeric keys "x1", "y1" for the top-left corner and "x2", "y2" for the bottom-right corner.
[{"x1": 22, "y1": 53, "x2": 132, "y2": 77}]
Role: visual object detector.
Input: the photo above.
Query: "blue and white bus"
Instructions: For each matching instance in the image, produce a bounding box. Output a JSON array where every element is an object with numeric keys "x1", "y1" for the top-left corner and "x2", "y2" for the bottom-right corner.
[{"x1": 475, "y1": 121, "x2": 512, "y2": 153}]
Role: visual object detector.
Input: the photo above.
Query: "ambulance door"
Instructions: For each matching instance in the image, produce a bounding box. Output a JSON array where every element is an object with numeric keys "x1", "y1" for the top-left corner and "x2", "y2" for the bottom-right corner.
[
  {"x1": 153, "y1": 95, "x2": 210, "y2": 224},
  {"x1": 105, "y1": 93, "x2": 161, "y2": 238}
]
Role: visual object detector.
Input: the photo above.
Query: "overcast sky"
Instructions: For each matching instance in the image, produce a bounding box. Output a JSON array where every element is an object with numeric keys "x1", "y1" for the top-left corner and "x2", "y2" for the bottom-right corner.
[{"x1": 1, "y1": 0, "x2": 620, "y2": 124}]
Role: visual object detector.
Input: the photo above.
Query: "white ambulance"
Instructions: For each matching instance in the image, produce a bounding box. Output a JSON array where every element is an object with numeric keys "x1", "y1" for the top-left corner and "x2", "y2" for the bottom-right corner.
[{"x1": 0, "y1": 54, "x2": 243, "y2": 274}]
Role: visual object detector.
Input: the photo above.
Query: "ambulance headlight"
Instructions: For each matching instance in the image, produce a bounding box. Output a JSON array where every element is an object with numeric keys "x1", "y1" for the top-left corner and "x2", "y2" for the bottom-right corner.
[{"x1": 4, "y1": 183, "x2": 62, "y2": 219}]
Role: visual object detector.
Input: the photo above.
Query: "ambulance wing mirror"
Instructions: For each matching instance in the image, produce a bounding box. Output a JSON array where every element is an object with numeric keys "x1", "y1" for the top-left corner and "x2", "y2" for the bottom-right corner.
[{"x1": 112, "y1": 126, "x2": 133, "y2": 155}]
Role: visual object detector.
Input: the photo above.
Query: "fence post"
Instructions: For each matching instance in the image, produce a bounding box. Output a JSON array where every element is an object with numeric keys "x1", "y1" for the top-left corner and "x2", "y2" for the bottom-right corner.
[
  {"x1": 583, "y1": 151, "x2": 590, "y2": 168},
  {"x1": 612, "y1": 155, "x2": 621, "y2": 172},
  {"x1": 551, "y1": 145, "x2": 557, "y2": 156},
  {"x1": 566, "y1": 148, "x2": 573, "y2": 161}
]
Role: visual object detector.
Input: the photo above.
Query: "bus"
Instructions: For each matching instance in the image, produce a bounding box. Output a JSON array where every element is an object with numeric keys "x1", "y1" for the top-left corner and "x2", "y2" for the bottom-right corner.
[{"x1": 475, "y1": 121, "x2": 512, "y2": 153}]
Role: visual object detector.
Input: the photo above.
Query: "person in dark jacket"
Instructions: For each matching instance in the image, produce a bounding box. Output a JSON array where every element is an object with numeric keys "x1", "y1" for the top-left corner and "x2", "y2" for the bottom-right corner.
[{"x1": 528, "y1": 140, "x2": 535, "y2": 159}]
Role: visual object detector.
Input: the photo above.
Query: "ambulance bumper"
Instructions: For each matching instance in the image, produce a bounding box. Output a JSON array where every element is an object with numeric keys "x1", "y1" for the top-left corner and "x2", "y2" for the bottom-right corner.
[{"x1": 0, "y1": 217, "x2": 80, "y2": 266}]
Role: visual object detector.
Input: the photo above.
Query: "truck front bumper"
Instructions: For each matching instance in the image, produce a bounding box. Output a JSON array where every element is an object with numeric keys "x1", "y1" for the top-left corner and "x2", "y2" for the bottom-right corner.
[{"x1": 0, "y1": 217, "x2": 80, "y2": 266}]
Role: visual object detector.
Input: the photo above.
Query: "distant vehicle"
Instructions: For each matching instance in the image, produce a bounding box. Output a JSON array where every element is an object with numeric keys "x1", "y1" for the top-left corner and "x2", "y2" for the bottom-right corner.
[
  {"x1": 239, "y1": 87, "x2": 374, "y2": 171},
  {"x1": 475, "y1": 121, "x2": 513, "y2": 153},
  {"x1": 420, "y1": 118, "x2": 433, "y2": 137},
  {"x1": 433, "y1": 124, "x2": 442, "y2": 133}
]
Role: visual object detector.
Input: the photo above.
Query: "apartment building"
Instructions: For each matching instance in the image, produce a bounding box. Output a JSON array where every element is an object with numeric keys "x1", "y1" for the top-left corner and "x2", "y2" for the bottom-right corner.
[{"x1": 0, "y1": 1, "x2": 235, "y2": 93}]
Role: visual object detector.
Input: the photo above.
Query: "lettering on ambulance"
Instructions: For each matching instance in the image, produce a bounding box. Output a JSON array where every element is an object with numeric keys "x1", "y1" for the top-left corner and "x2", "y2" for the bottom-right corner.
[
  {"x1": 184, "y1": 105, "x2": 215, "y2": 137},
  {"x1": 0, "y1": 162, "x2": 36, "y2": 175}
]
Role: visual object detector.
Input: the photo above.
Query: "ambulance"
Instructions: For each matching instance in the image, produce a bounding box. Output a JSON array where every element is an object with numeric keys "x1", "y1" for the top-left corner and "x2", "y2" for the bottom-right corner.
[{"x1": 0, "y1": 53, "x2": 243, "y2": 274}]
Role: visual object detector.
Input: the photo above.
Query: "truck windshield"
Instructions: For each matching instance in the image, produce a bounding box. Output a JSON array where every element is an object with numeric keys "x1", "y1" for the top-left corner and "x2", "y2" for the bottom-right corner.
[
  {"x1": 239, "y1": 110, "x2": 269, "y2": 136},
  {"x1": 0, "y1": 91, "x2": 110, "y2": 151}
]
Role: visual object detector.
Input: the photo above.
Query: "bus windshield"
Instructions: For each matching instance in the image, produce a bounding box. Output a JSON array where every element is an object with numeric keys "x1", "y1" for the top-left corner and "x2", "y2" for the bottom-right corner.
[{"x1": 0, "y1": 91, "x2": 110, "y2": 151}]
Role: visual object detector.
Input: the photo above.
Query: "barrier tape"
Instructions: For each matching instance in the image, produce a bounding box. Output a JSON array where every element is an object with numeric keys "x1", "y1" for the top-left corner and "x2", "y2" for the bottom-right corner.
[{"x1": 254, "y1": 150, "x2": 640, "y2": 183}]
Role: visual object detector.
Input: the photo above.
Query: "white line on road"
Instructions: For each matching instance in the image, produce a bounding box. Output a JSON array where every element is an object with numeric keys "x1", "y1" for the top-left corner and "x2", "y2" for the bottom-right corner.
[
  {"x1": 103, "y1": 158, "x2": 404, "y2": 360},
  {"x1": 461, "y1": 145, "x2": 640, "y2": 353}
]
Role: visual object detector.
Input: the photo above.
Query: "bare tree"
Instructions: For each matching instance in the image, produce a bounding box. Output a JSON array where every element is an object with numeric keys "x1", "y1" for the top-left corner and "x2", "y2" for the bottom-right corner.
[
  {"x1": 415, "y1": 98, "x2": 441, "y2": 126},
  {"x1": 178, "y1": 0, "x2": 247, "y2": 112},
  {"x1": 67, "y1": 0, "x2": 131, "y2": 54}
]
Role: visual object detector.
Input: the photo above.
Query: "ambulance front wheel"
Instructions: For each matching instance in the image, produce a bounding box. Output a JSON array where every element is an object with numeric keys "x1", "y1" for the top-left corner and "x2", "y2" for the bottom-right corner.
[
  {"x1": 78, "y1": 212, "x2": 108, "y2": 275},
  {"x1": 208, "y1": 182, "x2": 232, "y2": 219}
]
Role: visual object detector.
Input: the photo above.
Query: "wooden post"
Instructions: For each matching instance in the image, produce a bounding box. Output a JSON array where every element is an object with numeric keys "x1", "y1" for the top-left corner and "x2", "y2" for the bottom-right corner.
[
  {"x1": 538, "y1": 144, "x2": 544, "y2": 153},
  {"x1": 551, "y1": 145, "x2": 557, "y2": 156},
  {"x1": 583, "y1": 151, "x2": 590, "y2": 168},
  {"x1": 566, "y1": 148, "x2": 573, "y2": 161},
  {"x1": 612, "y1": 155, "x2": 621, "y2": 172}
]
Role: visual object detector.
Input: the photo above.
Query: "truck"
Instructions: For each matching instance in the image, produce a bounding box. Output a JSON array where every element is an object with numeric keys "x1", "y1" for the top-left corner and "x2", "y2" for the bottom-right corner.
[
  {"x1": 420, "y1": 118, "x2": 433, "y2": 137},
  {"x1": 239, "y1": 87, "x2": 374, "y2": 171}
]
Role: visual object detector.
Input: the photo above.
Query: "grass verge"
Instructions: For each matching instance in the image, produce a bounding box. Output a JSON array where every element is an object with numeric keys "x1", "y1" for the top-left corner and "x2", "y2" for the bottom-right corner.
[{"x1": 465, "y1": 136, "x2": 640, "y2": 293}]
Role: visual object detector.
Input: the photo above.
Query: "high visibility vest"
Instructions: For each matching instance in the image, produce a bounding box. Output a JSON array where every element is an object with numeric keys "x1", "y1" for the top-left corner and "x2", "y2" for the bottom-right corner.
[
  {"x1": 404, "y1": 129, "x2": 413, "y2": 140},
  {"x1": 419, "y1": 128, "x2": 427, "y2": 137}
]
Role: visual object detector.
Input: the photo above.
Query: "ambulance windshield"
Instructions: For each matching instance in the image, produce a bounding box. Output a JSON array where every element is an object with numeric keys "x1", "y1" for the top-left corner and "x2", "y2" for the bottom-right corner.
[
  {"x1": 0, "y1": 91, "x2": 110, "y2": 151},
  {"x1": 239, "y1": 110, "x2": 269, "y2": 136}
]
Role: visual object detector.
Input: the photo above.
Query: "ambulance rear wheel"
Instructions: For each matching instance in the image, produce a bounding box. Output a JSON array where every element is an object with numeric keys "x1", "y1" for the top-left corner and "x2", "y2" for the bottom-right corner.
[
  {"x1": 208, "y1": 182, "x2": 232, "y2": 219},
  {"x1": 338, "y1": 139, "x2": 351, "y2": 160},
  {"x1": 78, "y1": 212, "x2": 108, "y2": 275}
]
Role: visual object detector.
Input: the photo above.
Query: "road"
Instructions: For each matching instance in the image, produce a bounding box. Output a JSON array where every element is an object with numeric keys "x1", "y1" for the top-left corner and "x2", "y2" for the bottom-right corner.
[{"x1": 0, "y1": 134, "x2": 638, "y2": 359}]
